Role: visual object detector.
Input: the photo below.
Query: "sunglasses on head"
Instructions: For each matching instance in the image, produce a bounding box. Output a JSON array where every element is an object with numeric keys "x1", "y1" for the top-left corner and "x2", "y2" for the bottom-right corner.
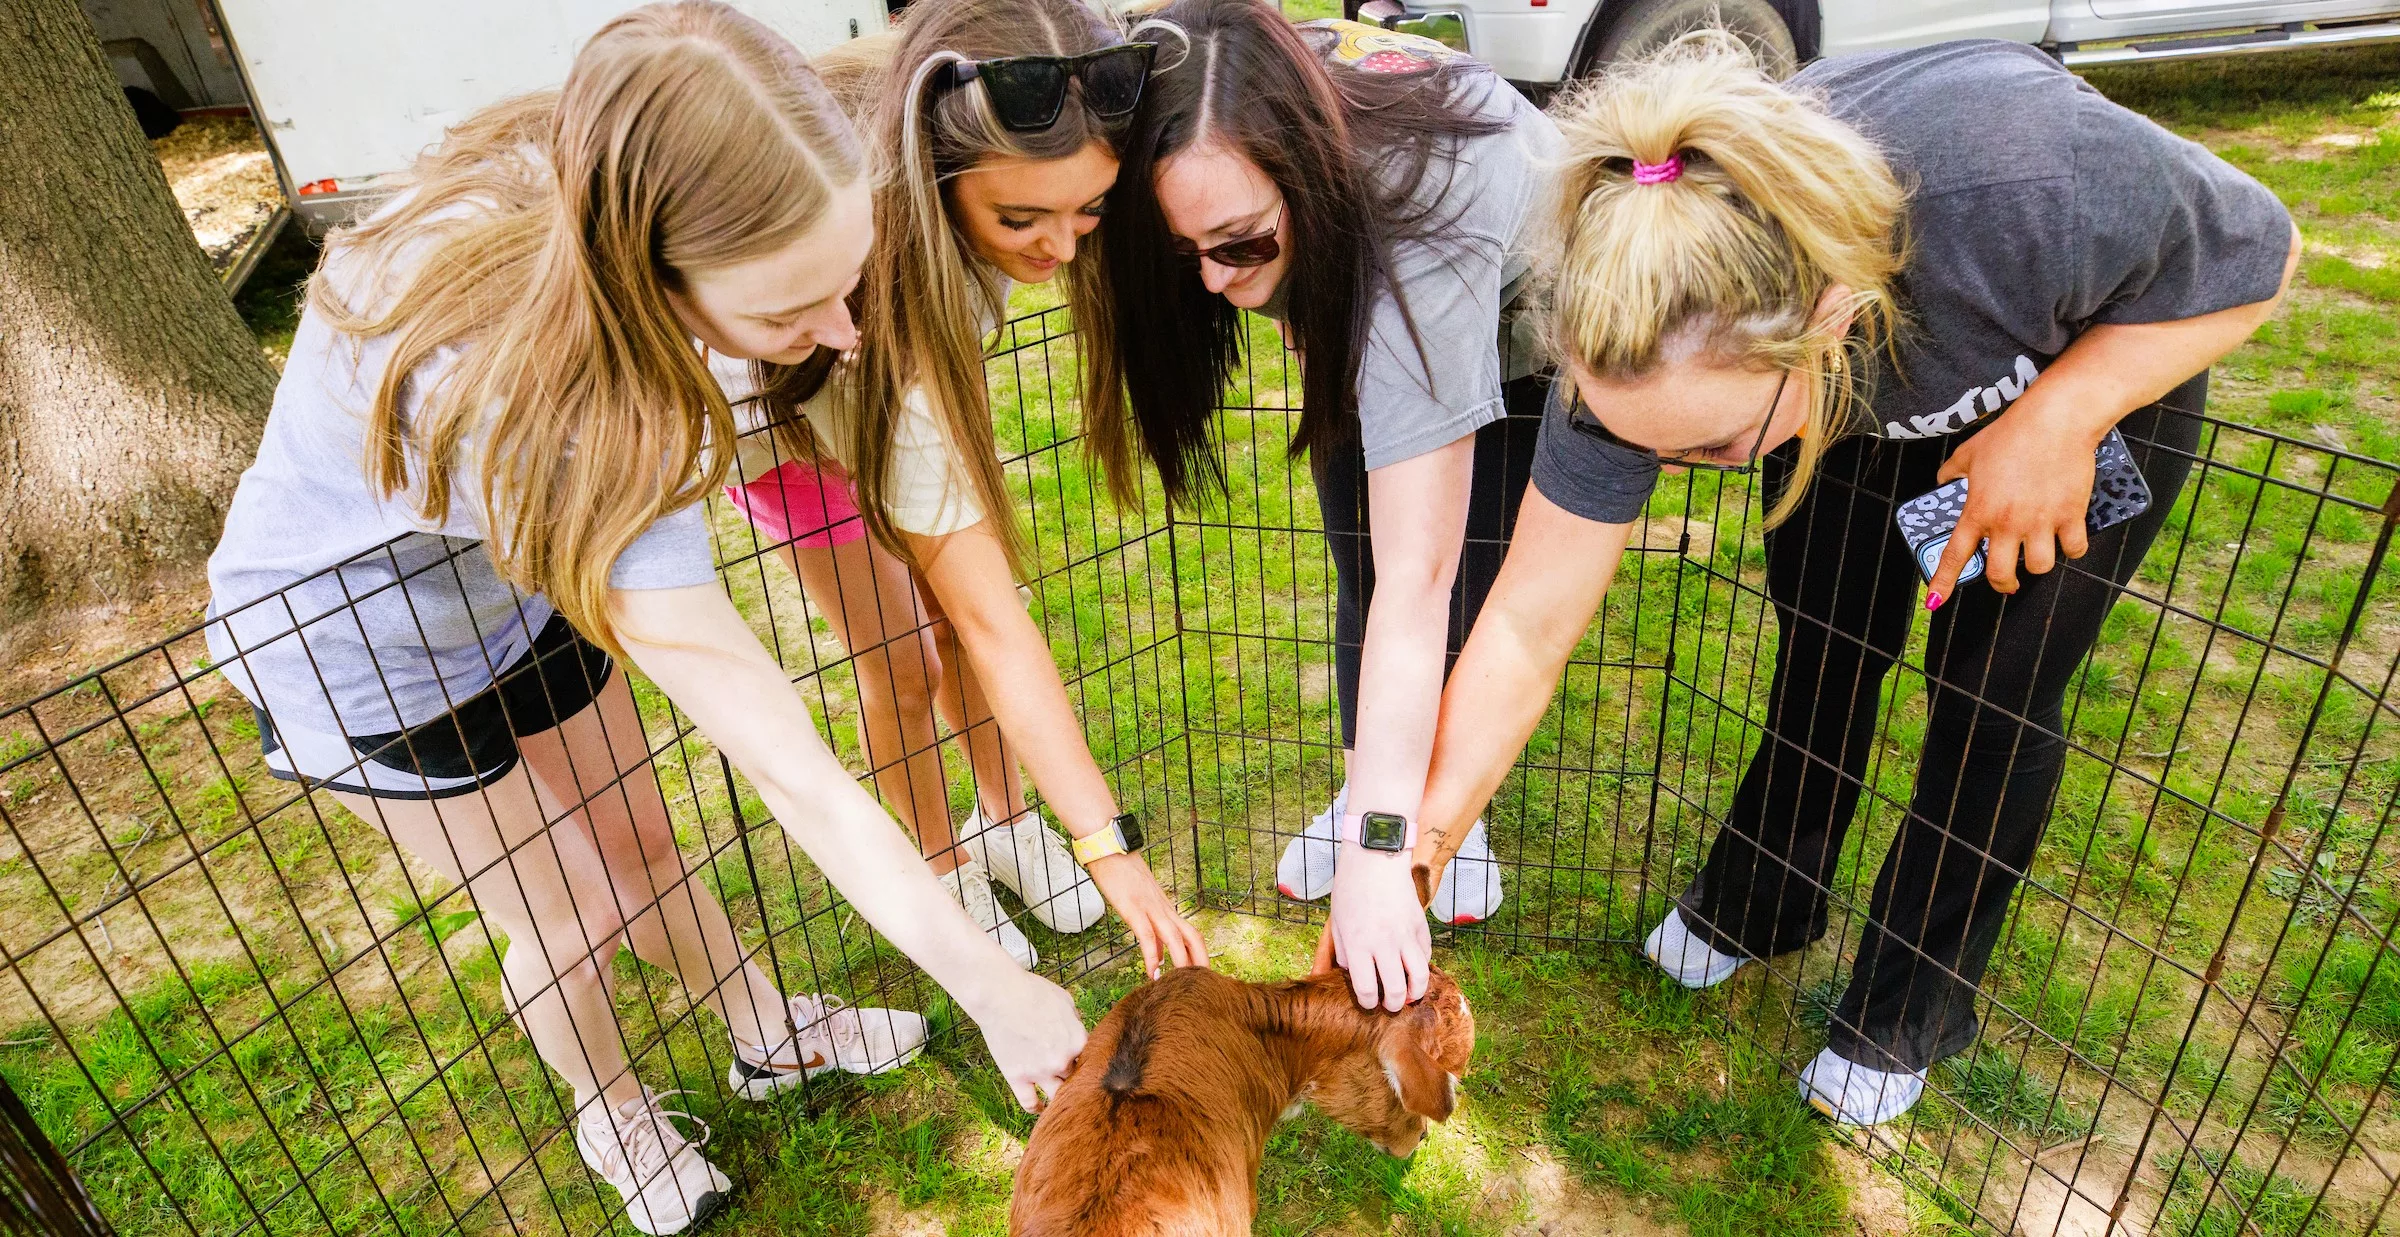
[
  {"x1": 943, "y1": 42, "x2": 1156, "y2": 133},
  {"x1": 1567, "y1": 371, "x2": 1788, "y2": 474},
  {"x1": 1172, "y1": 202, "x2": 1284, "y2": 269}
]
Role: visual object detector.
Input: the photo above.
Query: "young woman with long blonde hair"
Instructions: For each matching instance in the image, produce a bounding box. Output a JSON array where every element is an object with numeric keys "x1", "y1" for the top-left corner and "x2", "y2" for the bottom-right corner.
[
  {"x1": 204, "y1": 6, "x2": 1084, "y2": 1230},
  {"x1": 1410, "y1": 35, "x2": 2298, "y2": 1125},
  {"x1": 724, "y1": 0, "x2": 1208, "y2": 979}
]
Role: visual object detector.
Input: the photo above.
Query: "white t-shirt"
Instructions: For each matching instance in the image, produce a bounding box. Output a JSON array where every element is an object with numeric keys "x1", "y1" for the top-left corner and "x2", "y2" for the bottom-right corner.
[{"x1": 712, "y1": 350, "x2": 987, "y2": 539}]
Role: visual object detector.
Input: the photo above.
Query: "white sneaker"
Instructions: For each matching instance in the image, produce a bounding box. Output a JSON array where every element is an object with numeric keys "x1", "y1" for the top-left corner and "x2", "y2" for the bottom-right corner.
[
  {"x1": 1276, "y1": 784, "x2": 1348, "y2": 902},
  {"x1": 575, "y1": 1087, "x2": 731, "y2": 1235},
  {"x1": 1643, "y1": 908, "x2": 1747, "y2": 989},
  {"x1": 940, "y1": 859, "x2": 1037, "y2": 969},
  {"x1": 1427, "y1": 819, "x2": 1504, "y2": 925},
  {"x1": 960, "y1": 807, "x2": 1106, "y2": 934},
  {"x1": 1799, "y1": 1046, "x2": 1926, "y2": 1127},
  {"x1": 727, "y1": 993, "x2": 930, "y2": 1099}
]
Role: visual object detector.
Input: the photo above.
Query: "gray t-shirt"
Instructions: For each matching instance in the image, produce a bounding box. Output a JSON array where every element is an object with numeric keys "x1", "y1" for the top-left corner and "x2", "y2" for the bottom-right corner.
[
  {"x1": 1278, "y1": 23, "x2": 1562, "y2": 470},
  {"x1": 207, "y1": 209, "x2": 716, "y2": 737},
  {"x1": 1531, "y1": 39, "x2": 2294, "y2": 525}
]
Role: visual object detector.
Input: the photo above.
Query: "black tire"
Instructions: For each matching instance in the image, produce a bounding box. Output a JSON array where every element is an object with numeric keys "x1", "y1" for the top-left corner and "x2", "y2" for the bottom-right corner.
[
  {"x1": 1584, "y1": 0, "x2": 1798, "y2": 78},
  {"x1": 124, "y1": 86, "x2": 182, "y2": 140}
]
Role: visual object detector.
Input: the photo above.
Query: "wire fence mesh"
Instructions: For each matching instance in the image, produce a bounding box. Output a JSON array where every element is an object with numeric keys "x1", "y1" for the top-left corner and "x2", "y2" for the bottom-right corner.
[{"x1": 1, "y1": 305, "x2": 2395, "y2": 1235}]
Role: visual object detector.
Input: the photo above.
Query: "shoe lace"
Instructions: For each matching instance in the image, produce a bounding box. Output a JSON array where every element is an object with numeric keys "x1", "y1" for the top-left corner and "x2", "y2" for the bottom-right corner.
[
  {"x1": 597, "y1": 1088, "x2": 709, "y2": 1182},
  {"x1": 946, "y1": 862, "x2": 1002, "y2": 927},
  {"x1": 787, "y1": 993, "x2": 867, "y2": 1055}
]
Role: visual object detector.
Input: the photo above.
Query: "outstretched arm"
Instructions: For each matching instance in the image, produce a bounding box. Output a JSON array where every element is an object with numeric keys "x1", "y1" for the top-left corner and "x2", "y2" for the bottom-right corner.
[
  {"x1": 611, "y1": 582, "x2": 1085, "y2": 1112},
  {"x1": 1412, "y1": 487, "x2": 1634, "y2": 888},
  {"x1": 908, "y1": 521, "x2": 1210, "y2": 978}
]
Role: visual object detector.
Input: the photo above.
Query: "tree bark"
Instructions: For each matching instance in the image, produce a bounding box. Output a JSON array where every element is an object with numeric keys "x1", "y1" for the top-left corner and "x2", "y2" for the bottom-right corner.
[{"x1": 0, "y1": 0, "x2": 274, "y2": 624}]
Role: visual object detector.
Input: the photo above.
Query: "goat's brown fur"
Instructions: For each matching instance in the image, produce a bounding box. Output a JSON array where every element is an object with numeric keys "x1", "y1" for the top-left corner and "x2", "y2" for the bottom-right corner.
[{"x1": 1008, "y1": 966, "x2": 1475, "y2": 1236}]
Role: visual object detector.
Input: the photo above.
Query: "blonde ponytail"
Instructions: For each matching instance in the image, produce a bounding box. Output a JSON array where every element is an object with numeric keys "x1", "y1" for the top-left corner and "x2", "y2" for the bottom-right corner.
[{"x1": 1543, "y1": 30, "x2": 1905, "y2": 523}]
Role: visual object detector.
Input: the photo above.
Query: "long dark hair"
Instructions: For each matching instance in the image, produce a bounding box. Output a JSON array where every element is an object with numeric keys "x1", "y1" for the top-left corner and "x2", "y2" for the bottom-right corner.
[{"x1": 1088, "y1": 0, "x2": 1509, "y2": 506}]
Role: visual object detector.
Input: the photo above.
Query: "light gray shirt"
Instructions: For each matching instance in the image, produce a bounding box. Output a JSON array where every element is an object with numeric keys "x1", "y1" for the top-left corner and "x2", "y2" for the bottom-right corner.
[
  {"x1": 1272, "y1": 34, "x2": 1562, "y2": 470},
  {"x1": 207, "y1": 217, "x2": 716, "y2": 738}
]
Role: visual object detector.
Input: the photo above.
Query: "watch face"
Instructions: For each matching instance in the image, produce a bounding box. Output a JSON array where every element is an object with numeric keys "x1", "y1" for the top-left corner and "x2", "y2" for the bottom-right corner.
[
  {"x1": 1359, "y1": 811, "x2": 1408, "y2": 852},
  {"x1": 1114, "y1": 813, "x2": 1145, "y2": 853}
]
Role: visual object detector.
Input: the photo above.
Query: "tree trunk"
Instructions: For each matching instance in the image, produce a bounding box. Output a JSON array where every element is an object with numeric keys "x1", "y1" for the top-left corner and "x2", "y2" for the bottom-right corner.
[{"x1": 0, "y1": 0, "x2": 275, "y2": 624}]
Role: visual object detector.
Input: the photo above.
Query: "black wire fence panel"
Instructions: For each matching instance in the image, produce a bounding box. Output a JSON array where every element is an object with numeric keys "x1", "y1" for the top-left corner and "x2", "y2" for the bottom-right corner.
[
  {"x1": 0, "y1": 305, "x2": 1182, "y2": 1236},
  {"x1": 2, "y1": 305, "x2": 2396, "y2": 1235},
  {"x1": 1179, "y1": 327, "x2": 2400, "y2": 1236}
]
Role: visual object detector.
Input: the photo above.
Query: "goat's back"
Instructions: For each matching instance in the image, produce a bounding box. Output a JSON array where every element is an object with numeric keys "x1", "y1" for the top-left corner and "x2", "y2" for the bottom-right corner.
[{"x1": 1009, "y1": 969, "x2": 1281, "y2": 1236}]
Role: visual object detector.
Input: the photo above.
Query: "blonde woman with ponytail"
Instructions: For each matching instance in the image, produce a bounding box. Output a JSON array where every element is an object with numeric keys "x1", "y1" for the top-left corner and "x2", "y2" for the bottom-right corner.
[
  {"x1": 1411, "y1": 34, "x2": 2298, "y2": 1125},
  {"x1": 204, "y1": 6, "x2": 1085, "y2": 1230},
  {"x1": 722, "y1": 0, "x2": 1207, "y2": 980}
]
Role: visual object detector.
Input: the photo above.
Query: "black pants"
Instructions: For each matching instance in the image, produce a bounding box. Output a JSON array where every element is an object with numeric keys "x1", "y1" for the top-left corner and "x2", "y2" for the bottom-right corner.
[
  {"x1": 1677, "y1": 373, "x2": 2208, "y2": 1071},
  {"x1": 1315, "y1": 374, "x2": 1548, "y2": 747}
]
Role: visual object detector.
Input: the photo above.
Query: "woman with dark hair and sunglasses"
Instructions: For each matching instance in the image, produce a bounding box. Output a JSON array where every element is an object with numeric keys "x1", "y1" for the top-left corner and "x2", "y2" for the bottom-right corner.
[
  {"x1": 1087, "y1": 0, "x2": 1559, "y2": 1012},
  {"x1": 722, "y1": 0, "x2": 1209, "y2": 981}
]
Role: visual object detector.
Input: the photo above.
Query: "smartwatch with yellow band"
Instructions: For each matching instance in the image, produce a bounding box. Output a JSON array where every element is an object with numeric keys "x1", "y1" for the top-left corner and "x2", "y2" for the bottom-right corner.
[{"x1": 1070, "y1": 813, "x2": 1145, "y2": 866}]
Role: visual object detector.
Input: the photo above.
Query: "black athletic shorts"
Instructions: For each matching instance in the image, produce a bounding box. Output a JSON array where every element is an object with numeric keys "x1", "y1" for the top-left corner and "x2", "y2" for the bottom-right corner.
[{"x1": 255, "y1": 612, "x2": 614, "y2": 800}]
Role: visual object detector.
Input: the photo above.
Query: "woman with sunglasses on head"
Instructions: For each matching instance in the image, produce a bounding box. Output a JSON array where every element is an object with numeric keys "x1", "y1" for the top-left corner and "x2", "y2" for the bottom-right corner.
[
  {"x1": 203, "y1": 7, "x2": 1088, "y2": 1230},
  {"x1": 1090, "y1": 0, "x2": 1558, "y2": 1013},
  {"x1": 1408, "y1": 35, "x2": 2297, "y2": 1124},
  {"x1": 726, "y1": 0, "x2": 1208, "y2": 979},
  {"x1": 713, "y1": 28, "x2": 1066, "y2": 974}
]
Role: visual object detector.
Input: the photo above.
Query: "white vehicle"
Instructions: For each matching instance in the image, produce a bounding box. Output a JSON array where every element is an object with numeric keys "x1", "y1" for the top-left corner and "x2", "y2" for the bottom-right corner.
[
  {"x1": 86, "y1": 0, "x2": 888, "y2": 234},
  {"x1": 1350, "y1": 0, "x2": 2400, "y2": 92}
]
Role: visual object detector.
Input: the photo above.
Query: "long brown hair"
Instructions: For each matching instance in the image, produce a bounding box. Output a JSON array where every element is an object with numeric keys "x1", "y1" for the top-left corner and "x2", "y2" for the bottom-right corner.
[
  {"x1": 1088, "y1": 0, "x2": 1509, "y2": 506},
  {"x1": 312, "y1": 1, "x2": 865, "y2": 650},
  {"x1": 781, "y1": 0, "x2": 1131, "y2": 566},
  {"x1": 1545, "y1": 32, "x2": 1905, "y2": 524}
]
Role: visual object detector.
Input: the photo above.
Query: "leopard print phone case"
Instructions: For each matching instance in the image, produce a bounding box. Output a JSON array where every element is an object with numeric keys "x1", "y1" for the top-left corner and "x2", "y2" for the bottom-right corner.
[{"x1": 1894, "y1": 428, "x2": 2150, "y2": 588}]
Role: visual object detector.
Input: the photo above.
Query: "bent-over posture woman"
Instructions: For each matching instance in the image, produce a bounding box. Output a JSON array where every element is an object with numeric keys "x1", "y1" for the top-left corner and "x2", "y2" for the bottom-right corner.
[
  {"x1": 204, "y1": 6, "x2": 1084, "y2": 1232},
  {"x1": 1095, "y1": 0, "x2": 1559, "y2": 1011},
  {"x1": 1411, "y1": 36, "x2": 2297, "y2": 1124},
  {"x1": 729, "y1": 0, "x2": 1207, "y2": 977}
]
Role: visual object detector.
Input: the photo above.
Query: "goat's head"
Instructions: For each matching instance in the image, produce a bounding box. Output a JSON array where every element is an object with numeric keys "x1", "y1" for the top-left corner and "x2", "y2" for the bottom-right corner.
[{"x1": 1305, "y1": 969, "x2": 1475, "y2": 1156}]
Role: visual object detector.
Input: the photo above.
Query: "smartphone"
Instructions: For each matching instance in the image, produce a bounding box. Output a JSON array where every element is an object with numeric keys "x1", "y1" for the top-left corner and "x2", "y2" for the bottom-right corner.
[{"x1": 1894, "y1": 428, "x2": 2151, "y2": 588}]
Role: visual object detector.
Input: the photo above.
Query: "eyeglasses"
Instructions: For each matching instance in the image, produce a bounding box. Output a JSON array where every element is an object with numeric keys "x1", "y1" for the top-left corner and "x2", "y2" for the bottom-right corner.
[
  {"x1": 943, "y1": 43, "x2": 1156, "y2": 133},
  {"x1": 1566, "y1": 371, "x2": 1788, "y2": 473},
  {"x1": 1172, "y1": 202, "x2": 1284, "y2": 269}
]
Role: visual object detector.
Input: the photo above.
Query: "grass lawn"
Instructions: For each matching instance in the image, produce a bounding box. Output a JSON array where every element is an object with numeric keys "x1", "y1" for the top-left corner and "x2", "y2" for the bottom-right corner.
[{"x1": 3, "y1": 38, "x2": 2399, "y2": 1237}]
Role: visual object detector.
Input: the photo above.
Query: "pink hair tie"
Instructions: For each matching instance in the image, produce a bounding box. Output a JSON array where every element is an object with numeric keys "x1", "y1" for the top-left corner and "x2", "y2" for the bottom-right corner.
[{"x1": 1633, "y1": 154, "x2": 1684, "y2": 185}]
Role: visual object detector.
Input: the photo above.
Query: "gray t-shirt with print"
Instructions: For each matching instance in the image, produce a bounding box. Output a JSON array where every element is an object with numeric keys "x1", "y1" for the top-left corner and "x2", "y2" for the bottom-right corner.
[
  {"x1": 1531, "y1": 39, "x2": 2295, "y2": 525},
  {"x1": 1273, "y1": 23, "x2": 1562, "y2": 470}
]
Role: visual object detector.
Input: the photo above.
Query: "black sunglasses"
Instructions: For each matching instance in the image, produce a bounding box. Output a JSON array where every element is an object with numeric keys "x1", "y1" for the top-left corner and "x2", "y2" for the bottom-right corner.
[
  {"x1": 944, "y1": 43, "x2": 1156, "y2": 132},
  {"x1": 1171, "y1": 202, "x2": 1283, "y2": 269},
  {"x1": 1567, "y1": 371, "x2": 1788, "y2": 473}
]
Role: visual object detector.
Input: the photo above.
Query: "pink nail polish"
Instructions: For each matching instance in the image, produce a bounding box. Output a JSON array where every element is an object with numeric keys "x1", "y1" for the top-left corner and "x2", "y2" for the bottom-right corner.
[{"x1": 1926, "y1": 591, "x2": 1945, "y2": 612}]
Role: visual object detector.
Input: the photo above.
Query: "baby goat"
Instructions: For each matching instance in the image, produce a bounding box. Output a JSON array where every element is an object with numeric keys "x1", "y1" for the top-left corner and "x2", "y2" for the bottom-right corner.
[{"x1": 1009, "y1": 965, "x2": 1475, "y2": 1236}]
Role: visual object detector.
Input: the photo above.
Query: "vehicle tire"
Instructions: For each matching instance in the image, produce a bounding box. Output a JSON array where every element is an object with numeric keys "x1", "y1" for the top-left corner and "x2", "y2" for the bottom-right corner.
[{"x1": 1583, "y1": 0, "x2": 1798, "y2": 78}]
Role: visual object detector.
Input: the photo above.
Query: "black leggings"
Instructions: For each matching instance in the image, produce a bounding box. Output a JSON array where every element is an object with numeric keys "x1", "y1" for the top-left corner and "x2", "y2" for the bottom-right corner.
[
  {"x1": 1678, "y1": 373, "x2": 2208, "y2": 1071},
  {"x1": 1315, "y1": 374, "x2": 1548, "y2": 748}
]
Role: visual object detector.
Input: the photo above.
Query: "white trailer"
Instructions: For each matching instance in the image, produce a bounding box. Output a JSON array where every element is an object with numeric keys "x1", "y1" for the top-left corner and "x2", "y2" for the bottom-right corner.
[{"x1": 87, "y1": 0, "x2": 890, "y2": 236}]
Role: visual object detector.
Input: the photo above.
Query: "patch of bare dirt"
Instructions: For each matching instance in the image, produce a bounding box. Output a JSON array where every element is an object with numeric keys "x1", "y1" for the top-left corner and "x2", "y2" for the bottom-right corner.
[{"x1": 1492, "y1": 1145, "x2": 1685, "y2": 1236}]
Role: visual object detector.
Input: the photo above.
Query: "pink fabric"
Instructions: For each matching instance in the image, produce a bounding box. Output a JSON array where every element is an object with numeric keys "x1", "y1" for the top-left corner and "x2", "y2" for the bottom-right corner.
[
  {"x1": 725, "y1": 457, "x2": 867, "y2": 549},
  {"x1": 1633, "y1": 154, "x2": 1684, "y2": 185}
]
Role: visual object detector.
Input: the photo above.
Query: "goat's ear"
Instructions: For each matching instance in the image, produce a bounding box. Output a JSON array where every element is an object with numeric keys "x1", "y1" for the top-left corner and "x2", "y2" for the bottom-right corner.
[{"x1": 1381, "y1": 1013, "x2": 1458, "y2": 1122}]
